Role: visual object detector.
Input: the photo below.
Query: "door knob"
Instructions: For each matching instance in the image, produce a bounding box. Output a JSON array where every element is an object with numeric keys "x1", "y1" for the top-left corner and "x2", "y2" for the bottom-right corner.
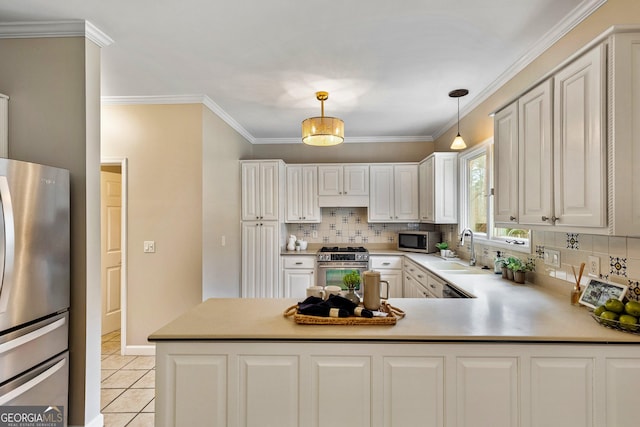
[{"x1": 510, "y1": 216, "x2": 517, "y2": 221}]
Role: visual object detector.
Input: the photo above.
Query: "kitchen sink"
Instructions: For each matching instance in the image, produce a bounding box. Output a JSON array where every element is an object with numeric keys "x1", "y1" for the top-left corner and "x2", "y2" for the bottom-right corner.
[
  {"x1": 441, "y1": 269, "x2": 487, "y2": 275},
  {"x1": 426, "y1": 261, "x2": 469, "y2": 270}
]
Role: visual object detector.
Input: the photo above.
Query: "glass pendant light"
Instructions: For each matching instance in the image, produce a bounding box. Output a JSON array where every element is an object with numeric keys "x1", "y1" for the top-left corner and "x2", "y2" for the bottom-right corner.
[
  {"x1": 302, "y1": 91, "x2": 344, "y2": 146},
  {"x1": 449, "y1": 89, "x2": 469, "y2": 150}
]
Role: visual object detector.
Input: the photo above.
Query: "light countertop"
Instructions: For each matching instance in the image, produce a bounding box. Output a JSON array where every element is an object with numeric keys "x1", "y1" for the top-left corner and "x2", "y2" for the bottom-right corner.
[{"x1": 149, "y1": 253, "x2": 640, "y2": 343}]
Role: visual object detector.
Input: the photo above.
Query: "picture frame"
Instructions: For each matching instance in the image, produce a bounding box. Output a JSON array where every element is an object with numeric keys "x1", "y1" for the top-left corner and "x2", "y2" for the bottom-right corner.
[{"x1": 578, "y1": 279, "x2": 628, "y2": 309}]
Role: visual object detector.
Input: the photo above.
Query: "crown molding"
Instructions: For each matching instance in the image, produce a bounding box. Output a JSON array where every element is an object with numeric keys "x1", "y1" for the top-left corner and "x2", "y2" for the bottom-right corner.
[
  {"x1": 433, "y1": 0, "x2": 607, "y2": 140},
  {"x1": 201, "y1": 96, "x2": 255, "y2": 143},
  {"x1": 102, "y1": 95, "x2": 434, "y2": 144},
  {"x1": 102, "y1": 94, "x2": 256, "y2": 143},
  {"x1": 0, "y1": 20, "x2": 113, "y2": 47},
  {"x1": 253, "y1": 135, "x2": 434, "y2": 145},
  {"x1": 101, "y1": 94, "x2": 205, "y2": 105}
]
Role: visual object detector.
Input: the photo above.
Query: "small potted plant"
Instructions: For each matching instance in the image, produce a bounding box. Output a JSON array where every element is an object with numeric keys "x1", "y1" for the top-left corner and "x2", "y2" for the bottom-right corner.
[
  {"x1": 513, "y1": 258, "x2": 535, "y2": 284},
  {"x1": 435, "y1": 242, "x2": 449, "y2": 257},
  {"x1": 505, "y1": 256, "x2": 521, "y2": 281},
  {"x1": 342, "y1": 271, "x2": 361, "y2": 304}
]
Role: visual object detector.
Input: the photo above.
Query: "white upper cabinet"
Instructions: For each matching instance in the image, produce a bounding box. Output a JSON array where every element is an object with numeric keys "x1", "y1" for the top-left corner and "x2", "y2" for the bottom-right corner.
[
  {"x1": 419, "y1": 152, "x2": 458, "y2": 224},
  {"x1": 317, "y1": 164, "x2": 369, "y2": 207},
  {"x1": 241, "y1": 161, "x2": 283, "y2": 221},
  {"x1": 553, "y1": 44, "x2": 607, "y2": 228},
  {"x1": 369, "y1": 164, "x2": 419, "y2": 222},
  {"x1": 610, "y1": 32, "x2": 640, "y2": 236},
  {"x1": 493, "y1": 101, "x2": 519, "y2": 225},
  {"x1": 496, "y1": 45, "x2": 606, "y2": 230},
  {"x1": 285, "y1": 165, "x2": 320, "y2": 223},
  {"x1": 518, "y1": 79, "x2": 554, "y2": 226}
]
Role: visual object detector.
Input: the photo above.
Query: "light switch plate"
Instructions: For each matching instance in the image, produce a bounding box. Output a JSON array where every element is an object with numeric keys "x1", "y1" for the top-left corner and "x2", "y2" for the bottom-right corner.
[
  {"x1": 588, "y1": 256, "x2": 600, "y2": 277},
  {"x1": 543, "y1": 249, "x2": 560, "y2": 268},
  {"x1": 143, "y1": 240, "x2": 156, "y2": 253}
]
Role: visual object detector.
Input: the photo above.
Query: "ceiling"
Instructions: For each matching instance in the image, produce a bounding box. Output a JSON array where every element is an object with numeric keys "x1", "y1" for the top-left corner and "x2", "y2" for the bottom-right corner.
[{"x1": 0, "y1": 0, "x2": 603, "y2": 144}]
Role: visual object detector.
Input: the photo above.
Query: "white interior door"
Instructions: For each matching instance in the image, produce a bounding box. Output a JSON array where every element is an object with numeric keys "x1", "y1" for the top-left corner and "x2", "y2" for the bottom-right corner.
[{"x1": 101, "y1": 169, "x2": 122, "y2": 334}]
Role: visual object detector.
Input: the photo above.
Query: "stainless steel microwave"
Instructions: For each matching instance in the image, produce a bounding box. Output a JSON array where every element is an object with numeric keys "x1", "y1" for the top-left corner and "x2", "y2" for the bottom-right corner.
[{"x1": 397, "y1": 231, "x2": 441, "y2": 253}]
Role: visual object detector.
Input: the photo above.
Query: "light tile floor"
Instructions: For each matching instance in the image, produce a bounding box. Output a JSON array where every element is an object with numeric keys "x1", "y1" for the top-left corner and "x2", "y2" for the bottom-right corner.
[{"x1": 101, "y1": 331, "x2": 155, "y2": 427}]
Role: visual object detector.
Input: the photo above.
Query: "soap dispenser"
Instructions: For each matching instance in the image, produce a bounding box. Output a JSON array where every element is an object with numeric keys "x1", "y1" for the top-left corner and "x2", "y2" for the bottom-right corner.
[{"x1": 494, "y1": 251, "x2": 504, "y2": 274}]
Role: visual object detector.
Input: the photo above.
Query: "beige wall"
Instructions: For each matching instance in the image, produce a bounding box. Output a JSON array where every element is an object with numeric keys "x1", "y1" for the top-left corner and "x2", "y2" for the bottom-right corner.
[
  {"x1": 202, "y1": 108, "x2": 253, "y2": 297},
  {"x1": 101, "y1": 104, "x2": 203, "y2": 345},
  {"x1": 250, "y1": 141, "x2": 434, "y2": 163},
  {"x1": 434, "y1": 0, "x2": 640, "y2": 150},
  {"x1": 0, "y1": 37, "x2": 101, "y2": 426}
]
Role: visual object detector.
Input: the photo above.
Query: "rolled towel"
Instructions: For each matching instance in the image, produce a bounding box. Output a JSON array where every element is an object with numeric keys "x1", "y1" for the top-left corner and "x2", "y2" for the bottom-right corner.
[
  {"x1": 297, "y1": 299, "x2": 349, "y2": 318},
  {"x1": 326, "y1": 294, "x2": 373, "y2": 318}
]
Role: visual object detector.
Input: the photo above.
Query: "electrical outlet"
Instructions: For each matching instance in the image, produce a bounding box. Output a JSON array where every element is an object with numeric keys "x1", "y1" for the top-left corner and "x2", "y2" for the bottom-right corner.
[
  {"x1": 543, "y1": 249, "x2": 560, "y2": 268},
  {"x1": 143, "y1": 240, "x2": 156, "y2": 253},
  {"x1": 588, "y1": 256, "x2": 600, "y2": 277},
  {"x1": 312, "y1": 230, "x2": 318, "y2": 238}
]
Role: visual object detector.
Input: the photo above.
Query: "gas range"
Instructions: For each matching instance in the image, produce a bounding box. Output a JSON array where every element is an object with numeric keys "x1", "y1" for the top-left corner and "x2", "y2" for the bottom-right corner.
[{"x1": 316, "y1": 246, "x2": 369, "y2": 263}]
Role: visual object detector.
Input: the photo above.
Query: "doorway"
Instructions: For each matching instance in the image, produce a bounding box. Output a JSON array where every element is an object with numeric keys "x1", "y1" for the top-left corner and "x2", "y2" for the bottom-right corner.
[{"x1": 100, "y1": 158, "x2": 128, "y2": 354}]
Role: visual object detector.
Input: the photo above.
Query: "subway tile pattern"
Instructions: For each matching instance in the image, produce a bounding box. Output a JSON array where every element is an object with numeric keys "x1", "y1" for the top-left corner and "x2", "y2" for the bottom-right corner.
[{"x1": 286, "y1": 208, "x2": 419, "y2": 244}]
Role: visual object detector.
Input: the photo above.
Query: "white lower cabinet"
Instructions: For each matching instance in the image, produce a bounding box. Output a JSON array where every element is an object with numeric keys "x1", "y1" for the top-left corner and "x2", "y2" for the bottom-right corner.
[
  {"x1": 370, "y1": 256, "x2": 403, "y2": 298},
  {"x1": 156, "y1": 342, "x2": 640, "y2": 427},
  {"x1": 242, "y1": 222, "x2": 280, "y2": 298},
  {"x1": 171, "y1": 355, "x2": 227, "y2": 426},
  {"x1": 282, "y1": 256, "x2": 315, "y2": 298},
  {"x1": 529, "y1": 357, "x2": 593, "y2": 427},
  {"x1": 312, "y1": 356, "x2": 371, "y2": 427},
  {"x1": 605, "y1": 358, "x2": 640, "y2": 427},
  {"x1": 404, "y1": 258, "x2": 436, "y2": 298},
  {"x1": 239, "y1": 356, "x2": 299, "y2": 427},
  {"x1": 383, "y1": 357, "x2": 444, "y2": 427},
  {"x1": 456, "y1": 357, "x2": 518, "y2": 427}
]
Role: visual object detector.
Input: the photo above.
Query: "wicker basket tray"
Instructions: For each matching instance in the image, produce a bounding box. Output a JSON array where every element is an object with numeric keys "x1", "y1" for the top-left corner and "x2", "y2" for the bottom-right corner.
[
  {"x1": 590, "y1": 313, "x2": 640, "y2": 335},
  {"x1": 283, "y1": 301, "x2": 405, "y2": 325}
]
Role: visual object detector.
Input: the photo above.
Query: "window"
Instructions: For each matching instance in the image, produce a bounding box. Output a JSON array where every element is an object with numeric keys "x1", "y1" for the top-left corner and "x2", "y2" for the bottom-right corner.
[{"x1": 459, "y1": 138, "x2": 530, "y2": 252}]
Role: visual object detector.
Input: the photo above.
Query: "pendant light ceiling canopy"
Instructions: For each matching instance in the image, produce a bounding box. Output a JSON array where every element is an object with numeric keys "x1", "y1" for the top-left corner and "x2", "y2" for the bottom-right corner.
[
  {"x1": 449, "y1": 88, "x2": 469, "y2": 150},
  {"x1": 302, "y1": 91, "x2": 344, "y2": 147}
]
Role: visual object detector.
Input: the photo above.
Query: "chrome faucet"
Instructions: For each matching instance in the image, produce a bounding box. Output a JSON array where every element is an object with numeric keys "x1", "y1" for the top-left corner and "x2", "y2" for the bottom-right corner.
[{"x1": 460, "y1": 228, "x2": 476, "y2": 266}]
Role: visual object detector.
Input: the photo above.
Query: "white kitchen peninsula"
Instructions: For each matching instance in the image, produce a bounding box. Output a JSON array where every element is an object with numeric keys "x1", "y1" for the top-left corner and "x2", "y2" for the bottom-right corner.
[{"x1": 150, "y1": 279, "x2": 640, "y2": 427}]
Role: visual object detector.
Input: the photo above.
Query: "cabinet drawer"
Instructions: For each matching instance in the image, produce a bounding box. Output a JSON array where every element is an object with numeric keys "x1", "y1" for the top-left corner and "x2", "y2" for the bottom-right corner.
[
  {"x1": 282, "y1": 256, "x2": 315, "y2": 269},
  {"x1": 370, "y1": 256, "x2": 403, "y2": 270},
  {"x1": 404, "y1": 261, "x2": 428, "y2": 287},
  {"x1": 412, "y1": 269, "x2": 428, "y2": 287},
  {"x1": 426, "y1": 274, "x2": 444, "y2": 298}
]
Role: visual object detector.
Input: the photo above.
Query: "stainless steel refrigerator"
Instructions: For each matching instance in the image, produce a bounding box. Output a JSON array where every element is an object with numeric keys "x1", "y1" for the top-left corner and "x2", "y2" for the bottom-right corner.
[{"x1": 0, "y1": 159, "x2": 70, "y2": 425}]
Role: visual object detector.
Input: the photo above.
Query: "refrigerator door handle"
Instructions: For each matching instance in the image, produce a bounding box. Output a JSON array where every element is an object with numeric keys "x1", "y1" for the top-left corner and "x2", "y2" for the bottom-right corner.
[
  {"x1": 0, "y1": 175, "x2": 15, "y2": 313},
  {"x1": 0, "y1": 316, "x2": 66, "y2": 355},
  {"x1": 0, "y1": 358, "x2": 66, "y2": 405}
]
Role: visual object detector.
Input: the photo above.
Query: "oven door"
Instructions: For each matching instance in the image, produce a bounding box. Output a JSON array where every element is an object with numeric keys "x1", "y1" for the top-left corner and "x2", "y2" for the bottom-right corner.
[{"x1": 317, "y1": 263, "x2": 367, "y2": 290}]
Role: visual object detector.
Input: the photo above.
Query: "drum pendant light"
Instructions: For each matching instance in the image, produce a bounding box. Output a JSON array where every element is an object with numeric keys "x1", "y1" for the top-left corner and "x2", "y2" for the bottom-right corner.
[
  {"x1": 302, "y1": 91, "x2": 344, "y2": 146},
  {"x1": 449, "y1": 89, "x2": 469, "y2": 150}
]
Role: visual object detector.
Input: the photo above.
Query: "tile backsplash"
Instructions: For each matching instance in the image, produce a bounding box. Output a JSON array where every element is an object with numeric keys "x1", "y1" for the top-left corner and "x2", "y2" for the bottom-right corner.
[
  {"x1": 286, "y1": 208, "x2": 421, "y2": 245},
  {"x1": 287, "y1": 212, "x2": 640, "y2": 302},
  {"x1": 440, "y1": 225, "x2": 640, "y2": 302}
]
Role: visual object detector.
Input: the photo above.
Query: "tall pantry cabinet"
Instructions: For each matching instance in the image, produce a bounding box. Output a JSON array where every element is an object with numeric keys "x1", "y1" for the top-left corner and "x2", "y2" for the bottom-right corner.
[{"x1": 241, "y1": 160, "x2": 285, "y2": 297}]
